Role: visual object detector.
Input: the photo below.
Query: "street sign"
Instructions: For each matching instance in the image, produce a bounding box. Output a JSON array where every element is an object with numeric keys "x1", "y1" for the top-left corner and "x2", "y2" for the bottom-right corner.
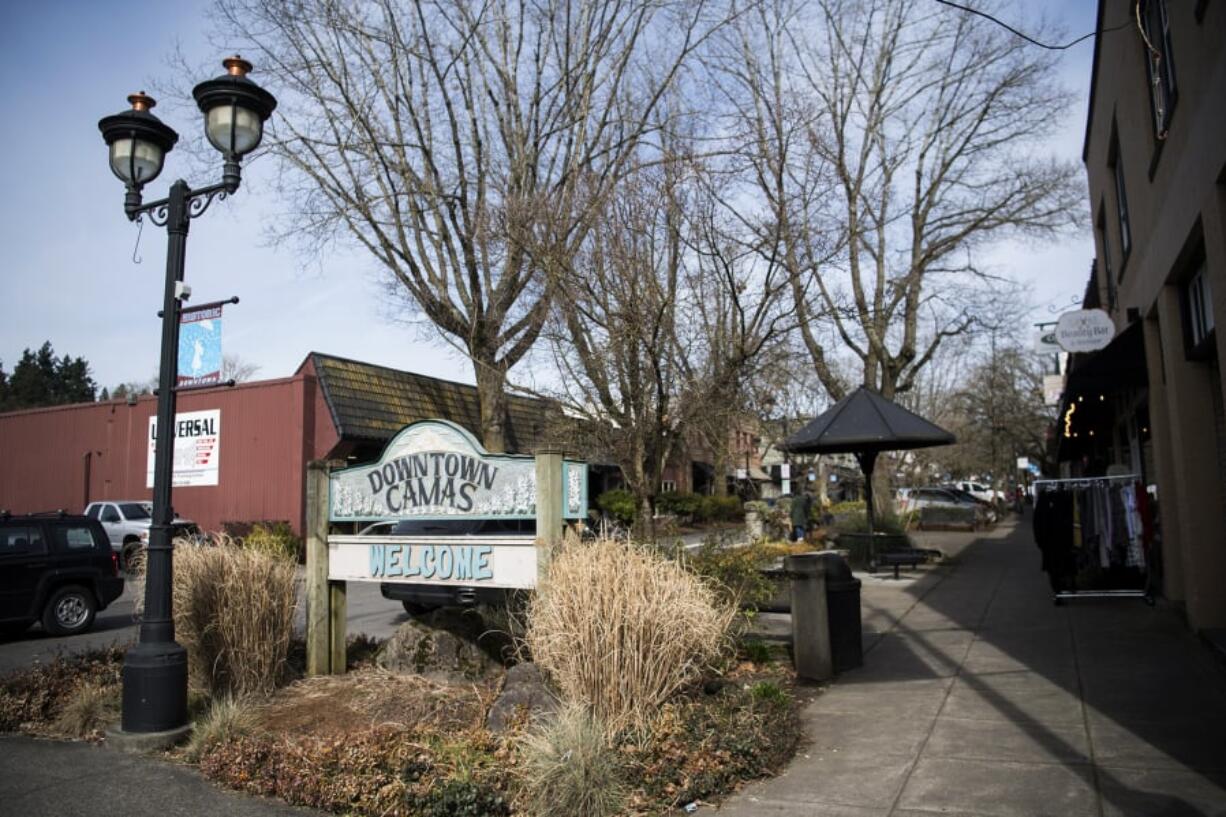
[
  {"x1": 1016, "y1": 457, "x2": 1030, "y2": 470},
  {"x1": 1055, "y1": 309, "x2": 1115, "y2": 353}
]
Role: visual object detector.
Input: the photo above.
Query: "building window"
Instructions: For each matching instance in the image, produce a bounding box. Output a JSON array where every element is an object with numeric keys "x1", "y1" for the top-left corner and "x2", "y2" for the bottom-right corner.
[
  {"x1": 661, "y1": 480, "x2": 677, "y2": 493},
  {"x1": 1097, "y1": 206, "x2": 1117, "y2": 311},
  {"x1": 1140, "y1": 0, "x2": 1177, "y2": 136},
  {"x1": 1110, "y1": 137, "x2": 1132, "y2": 262},
  {"x1": 1183, "y1": 260, "x2": 1215, "y2": 359}
]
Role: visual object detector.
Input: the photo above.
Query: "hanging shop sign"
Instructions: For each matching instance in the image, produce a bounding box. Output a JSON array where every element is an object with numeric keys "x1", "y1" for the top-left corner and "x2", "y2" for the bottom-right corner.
[
  {"x1": 327, "y1": 419, "x2": 587, "y2": 522},
  {"x1": 146, "y1": 409, "x2": 221, "y2": 487},
  {"x1": 1055, "y1": 309, "x2": 1115, "y2": 353},
  {"x1": 1034, "y1": 326, "x2": 1062, "y2": 355},
  {"x1": 178, "y1": 305, "x2": 224, "y2": 387}
]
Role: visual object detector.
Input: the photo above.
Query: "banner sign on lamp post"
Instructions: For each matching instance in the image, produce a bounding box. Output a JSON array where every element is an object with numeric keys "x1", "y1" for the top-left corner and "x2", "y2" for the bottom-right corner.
[
  {"x1": 178, "y1": 305, "x2": 223, "y2": 387},
  {"x1": 1055, "y1": 309, "x2": 1115, "y2": 353}
]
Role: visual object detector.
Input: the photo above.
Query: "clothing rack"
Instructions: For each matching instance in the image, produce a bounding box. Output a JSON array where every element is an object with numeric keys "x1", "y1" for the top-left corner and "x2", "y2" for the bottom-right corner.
[{"x1": 1032, "y1": 475, "x2": 1153, "y2": 606}]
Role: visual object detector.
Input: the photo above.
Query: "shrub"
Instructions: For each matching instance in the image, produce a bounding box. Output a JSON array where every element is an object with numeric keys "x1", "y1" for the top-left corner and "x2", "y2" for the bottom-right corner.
[
  {"x1": 685, "y1": 541, "x2": 777, "y2": 611},
  {"x1": 699, "y1": 495, "x2": 742, "y2": 523},
  {"x1": 242, "y1": 522, "x2": 301, "y2": 562},
  {"x1": 421, "y1": 778, "x2": 509, "y2": 817},
  {"x1": 655, "y1": 492, "x2": 702, "y2": 520},
  {"x1": 517, "y1": 704, "x2": 626, "y2": 817},
  {"x1": 828, "y1": 499, "x2": 865, "y2": 515},
  {"x1": 525, "y1": 538, "x2": 735, "y2": 737},
  {"x1": 834, "y1": 507, "x2": 913, "y2": 536},
  {"x1": 185, "y1": 696, "x2": 258, "y2": 762},
  {"x1": 51, "y1": 681, "x2": 120, "y2": 739},
  {"x1": 138, "y1": 539, "x2": 297, "y2": 698},
  {"x1": 595, "y1": 489, "x2": 637, "y2": 526}
]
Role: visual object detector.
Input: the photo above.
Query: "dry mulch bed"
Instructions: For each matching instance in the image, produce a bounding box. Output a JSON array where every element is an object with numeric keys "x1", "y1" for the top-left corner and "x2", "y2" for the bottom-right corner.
[{"x1": 1, "y1": 645, "x2": 804, "y2": 816}]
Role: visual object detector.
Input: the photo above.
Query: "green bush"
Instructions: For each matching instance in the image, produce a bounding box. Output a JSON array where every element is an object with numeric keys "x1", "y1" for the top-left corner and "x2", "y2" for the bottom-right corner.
[
  {"x1": 243, "y1": 522, "x2": 301, "y2": 562},
  {"x1": 833, "y1": 508, "x2": 912, "y2": 536},
  {"x1": 699, "y1": 495, "x2": 742, "y2": 523},
  {"x1": 421, "y1": 778, "x2": 509, "y2": 817},
  {"x1": 595, "y1": 489, "x2": 637, "y2": 526},
  {"x1": 685, "y1": 541, "x2": 776, "y2": 610},
  {"x1": 655, "y1": 492, "x2": 702, "y2": 519}
]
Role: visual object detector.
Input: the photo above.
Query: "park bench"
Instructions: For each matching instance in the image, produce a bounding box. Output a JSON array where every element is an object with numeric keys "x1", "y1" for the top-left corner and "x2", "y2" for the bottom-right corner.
[{"x1": 867, "y1": 540, "x2": 932, "y2": 579}]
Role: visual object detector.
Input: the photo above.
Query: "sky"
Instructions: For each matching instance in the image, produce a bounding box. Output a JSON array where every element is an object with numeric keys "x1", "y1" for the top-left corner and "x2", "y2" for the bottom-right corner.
[{"x1": 0, "y1": 0, "x2": 1098, "y2": 393}]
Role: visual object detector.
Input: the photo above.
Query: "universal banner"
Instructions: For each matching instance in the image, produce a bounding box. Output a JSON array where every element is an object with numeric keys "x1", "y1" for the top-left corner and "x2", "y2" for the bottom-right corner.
[
  {"x1": 178, "y1": 305, "x2": 223, "y2": 387},
  {"x1": 146, "y1": 409, "x2": 221, "y2": 487}
]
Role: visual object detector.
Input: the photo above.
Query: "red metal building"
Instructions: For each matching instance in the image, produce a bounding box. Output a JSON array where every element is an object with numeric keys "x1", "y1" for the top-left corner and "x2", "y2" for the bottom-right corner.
[{"x1": 0, "y1": 353, "x2": 552, "y2": 534}]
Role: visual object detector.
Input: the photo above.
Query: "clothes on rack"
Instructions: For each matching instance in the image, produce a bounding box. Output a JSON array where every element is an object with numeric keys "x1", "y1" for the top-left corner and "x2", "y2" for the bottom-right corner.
[{"x1": 1032, "y1": 477, "x2": 1151, "y2": 592}]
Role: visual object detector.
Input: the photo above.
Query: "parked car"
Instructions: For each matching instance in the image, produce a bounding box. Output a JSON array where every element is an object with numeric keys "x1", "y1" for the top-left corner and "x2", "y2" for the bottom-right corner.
[
  {"x1": 0, "y1": 512, "x2": 124, "y2": 637},
  {"x1": 359, "y1": 518, "x2": 534, "y2": 615},
  {"x1": 940, "y1": 486, "x2": 999, "y2": 523},
  {"x1": 83, "y1": 500, "x2": 200, "y2": 569},
  {"x1": 900, "y1": 487, "x2": 992, "y2": 528}
]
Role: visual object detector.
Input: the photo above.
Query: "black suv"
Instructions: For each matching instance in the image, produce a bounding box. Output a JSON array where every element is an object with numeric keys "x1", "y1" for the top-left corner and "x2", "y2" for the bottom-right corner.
[{"x1": 0, "y1": 513, "x2": 124, "y2": 637}]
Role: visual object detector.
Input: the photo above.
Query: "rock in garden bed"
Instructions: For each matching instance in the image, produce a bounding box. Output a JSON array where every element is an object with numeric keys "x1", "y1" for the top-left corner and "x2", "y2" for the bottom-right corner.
[{"x1": 377, "y1": 607, "x2": 515, "y2": 682}]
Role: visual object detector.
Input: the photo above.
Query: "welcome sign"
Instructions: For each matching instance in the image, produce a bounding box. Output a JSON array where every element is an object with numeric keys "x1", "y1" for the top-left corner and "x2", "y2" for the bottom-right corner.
[
  {"x1": 327, "y1": 534, "x2": 539, "y2": 589},
  {"x1": 327, "y1": 420, "x2": 587, "y2": 522}
]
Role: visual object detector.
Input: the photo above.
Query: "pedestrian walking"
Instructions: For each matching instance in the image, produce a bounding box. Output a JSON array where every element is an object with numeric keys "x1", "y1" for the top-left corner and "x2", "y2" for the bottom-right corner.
[{"x1": 791, "y1": 490, "x2": 813, "y2": 542}]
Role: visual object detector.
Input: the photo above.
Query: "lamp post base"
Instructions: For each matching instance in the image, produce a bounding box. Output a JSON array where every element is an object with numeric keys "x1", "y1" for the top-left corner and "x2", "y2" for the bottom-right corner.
[
  {"x1": 120, "y1": 640, "x2": 189, "y2": 733},
  {"x1": 105, "y1": 721, "x2": 193, "y2": 754}
]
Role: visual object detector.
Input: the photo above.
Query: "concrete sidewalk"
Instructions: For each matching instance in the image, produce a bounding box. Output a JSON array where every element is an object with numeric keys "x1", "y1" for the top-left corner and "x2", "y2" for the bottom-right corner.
[{"x1": 717, "y1": 519, "x2": 1226, "y2": 817}]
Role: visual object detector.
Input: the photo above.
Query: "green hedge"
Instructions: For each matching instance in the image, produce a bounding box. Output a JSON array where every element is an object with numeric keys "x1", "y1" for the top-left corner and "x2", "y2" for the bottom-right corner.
[{"x1": 595, "y1": 490, "x2": 742, "y2": 525}]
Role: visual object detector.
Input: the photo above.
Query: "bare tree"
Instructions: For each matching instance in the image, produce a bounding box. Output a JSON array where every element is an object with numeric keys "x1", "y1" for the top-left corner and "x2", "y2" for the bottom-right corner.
[
  {"x1": 222, "y1": 354, "x2": 261, "y2": 383},
  {"x1": 545, "y1": 145, "x2": 789, "y2": 528},
  {"x1": 212, "y1": 0, "x2": 723, "y2": 450},
  {"x1": 679, "y1": 171, "x2": 796, "y2": 494},
  {"x1": 717, "y1": 0, "x2": 1083, "y2": 401}
]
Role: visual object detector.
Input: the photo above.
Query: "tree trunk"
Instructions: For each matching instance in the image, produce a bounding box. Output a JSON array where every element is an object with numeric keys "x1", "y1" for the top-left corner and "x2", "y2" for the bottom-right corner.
[
  {"x1": 711, "y1": 445, "x2": 729, "y2": 496},
  {"x1": 474, "y1": 360, "x2": 509, "y2": 453}
]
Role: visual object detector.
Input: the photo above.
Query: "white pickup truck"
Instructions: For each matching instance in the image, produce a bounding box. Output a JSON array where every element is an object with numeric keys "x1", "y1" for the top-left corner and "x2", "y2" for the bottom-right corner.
[
  {"x1": 955, "y1": 481, "x2": 1004, "y2": 504},
  {"x1": 83, "y1": 501, "x2": 199, "y2": 570}
]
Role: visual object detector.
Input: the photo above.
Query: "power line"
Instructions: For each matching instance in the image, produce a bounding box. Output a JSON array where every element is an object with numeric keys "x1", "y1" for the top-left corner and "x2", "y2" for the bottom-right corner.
[{"x1": 932, "y1": 0, "x2": 1132, "y2": 51}]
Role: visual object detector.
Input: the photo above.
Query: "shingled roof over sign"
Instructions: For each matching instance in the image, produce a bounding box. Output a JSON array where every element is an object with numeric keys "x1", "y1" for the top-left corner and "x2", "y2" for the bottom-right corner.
[{"x1": 305, "y1": 352, "x2": 554, "y2": 454}]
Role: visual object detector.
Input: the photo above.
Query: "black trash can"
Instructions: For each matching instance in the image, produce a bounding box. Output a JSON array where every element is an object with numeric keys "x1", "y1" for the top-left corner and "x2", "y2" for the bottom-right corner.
[{"x1": 817, "y1": 552, "x2": 863, "y2": 672}]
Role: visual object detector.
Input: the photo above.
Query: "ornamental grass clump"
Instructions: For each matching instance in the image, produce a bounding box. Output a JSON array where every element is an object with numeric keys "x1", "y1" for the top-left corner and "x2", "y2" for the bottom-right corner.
[
  {"x1": 136, "y1": 533, "x2": 297, "y2": 698},
  {"x1": 517, "y1": 703, "x2": 627, "y2": 817},
  {"x1": 525, "y1": 536, "x2": 735, "y2": 738}
]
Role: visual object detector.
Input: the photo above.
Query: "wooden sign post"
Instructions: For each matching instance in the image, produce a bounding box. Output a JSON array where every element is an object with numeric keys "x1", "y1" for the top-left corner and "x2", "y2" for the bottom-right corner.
[{"x1": 304, "y1": 422, "x2": 585, "y2": 676}]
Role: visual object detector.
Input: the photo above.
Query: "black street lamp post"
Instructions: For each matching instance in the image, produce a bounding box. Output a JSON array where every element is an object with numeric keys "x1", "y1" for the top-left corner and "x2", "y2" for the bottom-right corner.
[{"x1": 97, "y1": 57, "x2": 275, "y2": 735}]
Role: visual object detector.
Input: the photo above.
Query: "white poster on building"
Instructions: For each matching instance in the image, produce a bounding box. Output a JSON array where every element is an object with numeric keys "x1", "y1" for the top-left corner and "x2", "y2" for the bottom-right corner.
[
  {"x1": 147, "y1": 409, "x2": 221, "y2": 487},
  {"x1": 1043, "y1": 374, "x2": 1065, "y2": 407}
]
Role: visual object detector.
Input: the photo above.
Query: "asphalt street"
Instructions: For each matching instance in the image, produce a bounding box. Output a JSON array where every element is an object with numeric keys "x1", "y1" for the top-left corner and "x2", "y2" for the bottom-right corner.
[
  {"x1": 0, "y1": 526, "x2": 731, "y2": 674},
  {"x1": 0, "y1": 577, "x2": 405, "y2": 675}
]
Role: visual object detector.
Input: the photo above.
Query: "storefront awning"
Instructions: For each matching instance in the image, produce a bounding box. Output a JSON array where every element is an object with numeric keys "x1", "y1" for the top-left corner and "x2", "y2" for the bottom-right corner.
[{"x1": 1062, "y1": 320, "x2": 1147, "y2": 395}]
